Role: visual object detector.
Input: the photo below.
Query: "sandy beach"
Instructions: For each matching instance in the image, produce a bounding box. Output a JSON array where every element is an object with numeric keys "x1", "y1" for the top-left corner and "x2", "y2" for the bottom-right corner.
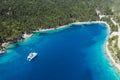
[
  {"x1": 105, "y1": 41, "x2": 120, "y2": 73},
  {"x1": 34, "y1": 21, "x2": 111, "y2": 33}
]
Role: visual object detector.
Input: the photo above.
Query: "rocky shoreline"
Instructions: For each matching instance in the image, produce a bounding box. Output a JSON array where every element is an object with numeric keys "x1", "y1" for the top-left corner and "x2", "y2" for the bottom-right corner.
[
  {"x1": 0, "y1": 47, "x2": 6, "y2": 54},
  {"x1": 0, "y1": 33, "x2": 33, "y2": 54}
]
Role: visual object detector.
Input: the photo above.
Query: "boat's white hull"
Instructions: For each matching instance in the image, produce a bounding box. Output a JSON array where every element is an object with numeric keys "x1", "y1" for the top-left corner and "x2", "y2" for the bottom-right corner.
[{"x1": 27, "y1": 52, "x2": 38, "y2": 61}]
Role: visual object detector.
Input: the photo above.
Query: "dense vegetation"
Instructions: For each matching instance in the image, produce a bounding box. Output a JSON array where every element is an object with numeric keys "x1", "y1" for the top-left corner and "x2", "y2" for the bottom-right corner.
[{"x1": 0, "y1": 0, "x2": 113, "y2": 44}]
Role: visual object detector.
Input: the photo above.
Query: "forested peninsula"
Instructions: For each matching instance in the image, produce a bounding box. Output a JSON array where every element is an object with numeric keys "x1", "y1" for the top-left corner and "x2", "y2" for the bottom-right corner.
[{"x1": 0, "y1": 0, "x2": 112, "y2": 44}]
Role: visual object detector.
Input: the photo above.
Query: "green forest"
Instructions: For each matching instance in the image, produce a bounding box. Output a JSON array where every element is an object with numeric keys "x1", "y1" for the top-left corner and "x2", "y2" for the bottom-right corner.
[{"x1": 0, "y1": 0, "x2": 113, "y2": 44}]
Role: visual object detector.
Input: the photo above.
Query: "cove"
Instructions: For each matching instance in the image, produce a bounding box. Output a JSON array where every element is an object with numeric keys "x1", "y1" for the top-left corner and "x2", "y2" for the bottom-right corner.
[{"x1": 0, "y1": 23, "x2": 120, "y2": 80}]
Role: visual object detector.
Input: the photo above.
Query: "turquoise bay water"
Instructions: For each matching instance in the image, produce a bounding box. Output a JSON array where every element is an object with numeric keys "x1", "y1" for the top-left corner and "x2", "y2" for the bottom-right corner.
[{"x1": 0, "y1": 23, "x2": 120, "y2": 80}]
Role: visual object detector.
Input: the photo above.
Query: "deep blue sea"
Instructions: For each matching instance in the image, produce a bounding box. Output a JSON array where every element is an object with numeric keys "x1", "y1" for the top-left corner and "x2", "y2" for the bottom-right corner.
[{"x1": 0, "y1": 23, "x2": 120, "y2": 80}]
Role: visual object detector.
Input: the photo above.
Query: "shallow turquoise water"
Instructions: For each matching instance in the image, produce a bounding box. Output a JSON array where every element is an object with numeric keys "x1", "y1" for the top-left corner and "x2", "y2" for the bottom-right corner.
[{"x1": 0, "y1": 23, "x2": 120, "y2": 80}]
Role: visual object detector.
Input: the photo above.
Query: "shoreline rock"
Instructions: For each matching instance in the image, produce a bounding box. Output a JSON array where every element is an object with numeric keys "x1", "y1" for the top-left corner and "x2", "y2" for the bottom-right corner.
[
  {"x1": 0, "y1": 47, "x2": 6, "y2": 54},
  {"x1": 22, "y1": 33, "x2": 33, "y2": 39}
]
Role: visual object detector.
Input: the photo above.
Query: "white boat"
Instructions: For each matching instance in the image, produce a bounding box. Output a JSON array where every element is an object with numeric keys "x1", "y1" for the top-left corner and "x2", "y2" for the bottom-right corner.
[{"x1": 27, "y1": 52, "x2": 38, "y2": 61}]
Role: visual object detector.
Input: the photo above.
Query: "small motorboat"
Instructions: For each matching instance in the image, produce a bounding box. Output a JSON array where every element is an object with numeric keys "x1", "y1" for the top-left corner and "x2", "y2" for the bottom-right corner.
[{"x1": 27, "y1": 52, "x2": 38, "y2": 61}]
